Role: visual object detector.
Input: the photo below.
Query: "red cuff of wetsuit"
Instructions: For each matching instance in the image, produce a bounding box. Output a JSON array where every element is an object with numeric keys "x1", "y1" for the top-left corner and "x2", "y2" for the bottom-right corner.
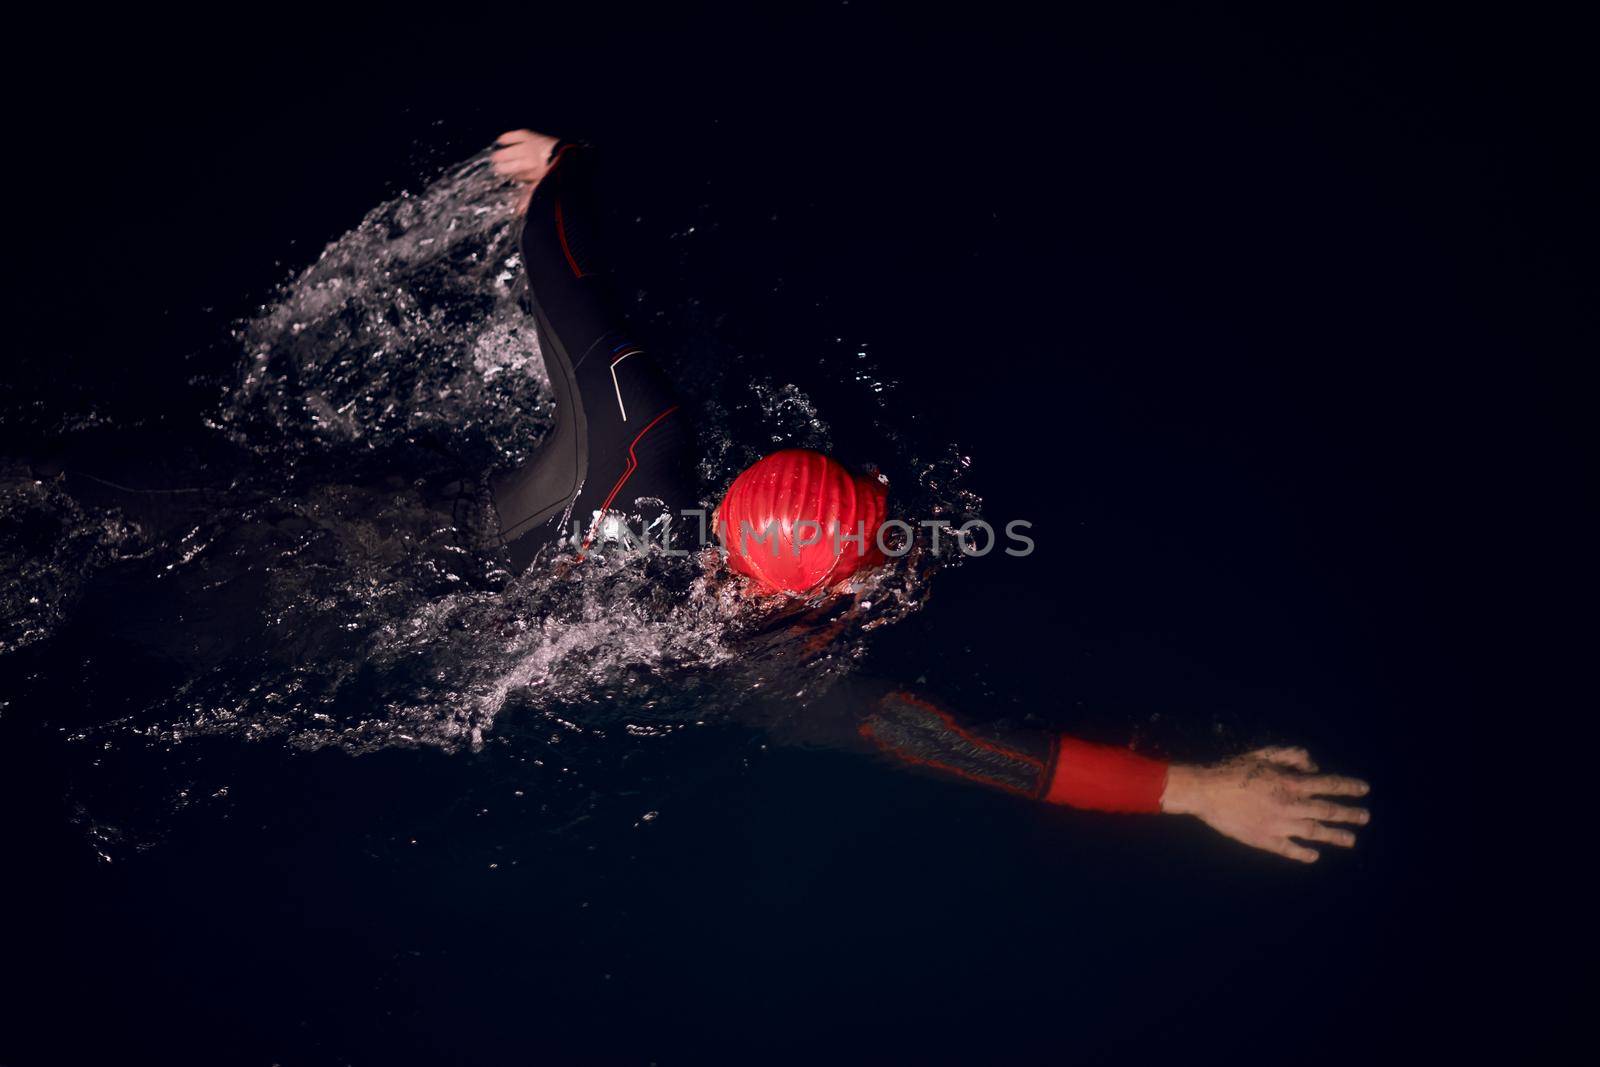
[{"x1": 1043, "y1": 735, "x2": 1170, "y2": 813}]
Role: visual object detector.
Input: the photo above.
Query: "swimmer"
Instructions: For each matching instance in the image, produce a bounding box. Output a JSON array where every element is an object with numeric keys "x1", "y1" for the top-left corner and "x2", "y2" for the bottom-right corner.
[{"x1": 490, "y1": 128, "x2": 1372, "y2": 863}]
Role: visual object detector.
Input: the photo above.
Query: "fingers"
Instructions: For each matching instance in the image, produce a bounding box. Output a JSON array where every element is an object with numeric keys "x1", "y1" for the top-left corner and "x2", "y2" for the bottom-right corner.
[
  {"x1": 1297, "y1": 773, "x2": 1370, "y2": 798},
  {"x1": 492, "y1": 160, "x2": 545, "y2": 184},
  {"x1": 1295, "y1": 798, "x2": 1370, "y2": 825},
  {"x1": 1292, "y1": 820, "x2": 1357, "y2": 848},
  {"x1": 490, "y1": 140, "x2": 536, "y2": 161},
  {"x1": 1266, "y1": 837, "x2": 1320, "y2": 863},
  {"x1": 490, "y1": 145, "x2": 541, "y2": 174},
  {"x1": 495, "y1": 128, "x2": 536, "y2": 147},
  {"x1": 1251, "y1": 746, "x2": 1318, "y2": 773}
]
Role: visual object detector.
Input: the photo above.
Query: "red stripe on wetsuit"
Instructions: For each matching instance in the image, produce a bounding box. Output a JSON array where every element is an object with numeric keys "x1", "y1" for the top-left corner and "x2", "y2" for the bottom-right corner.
[{"x1": 578, "y1": 404, "x2": 680, "y2": 554}]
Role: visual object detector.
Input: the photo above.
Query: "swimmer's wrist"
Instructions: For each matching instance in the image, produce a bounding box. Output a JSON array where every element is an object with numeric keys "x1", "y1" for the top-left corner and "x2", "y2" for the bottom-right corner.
[{"x1": 1158, "y1": 763, "x2": 1212, "y2": 817}]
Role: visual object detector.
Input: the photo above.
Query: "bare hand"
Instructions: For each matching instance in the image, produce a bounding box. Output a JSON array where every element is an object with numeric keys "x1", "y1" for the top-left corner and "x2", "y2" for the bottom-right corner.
[
  {"x1": 1161, "y1": 747, "x2": 1370, "y2": 863},
  {"x1": 491, "y1": 129, "x2": 561, "y2": 215}
]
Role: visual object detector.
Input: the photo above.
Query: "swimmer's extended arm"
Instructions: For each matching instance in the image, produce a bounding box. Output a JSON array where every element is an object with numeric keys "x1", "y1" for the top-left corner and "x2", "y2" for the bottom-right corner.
[{"x1": 853, "y1": 691, "x2": 1371, "y2": 863}]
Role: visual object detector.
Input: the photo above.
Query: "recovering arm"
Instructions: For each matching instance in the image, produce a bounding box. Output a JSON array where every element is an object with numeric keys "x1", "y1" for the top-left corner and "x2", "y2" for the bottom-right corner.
[{"x1": 488, "y1": 130, "x2": 694, "y2": 566}]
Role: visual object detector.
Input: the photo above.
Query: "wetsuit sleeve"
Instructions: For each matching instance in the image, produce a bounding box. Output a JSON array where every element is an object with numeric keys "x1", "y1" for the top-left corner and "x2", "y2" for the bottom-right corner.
[
  {"x1": 518, "y1": 139, "x2": 621, "y2": 368},
  {"x1": 857, "y1": 691, "x2": 1171, "y2": 813},
  {"x1": 762, "y1": 684, "x2": 1170, "y2": 813},
  {"x1": 493, "y1": 139, "x2": 695, "y2": 565}
]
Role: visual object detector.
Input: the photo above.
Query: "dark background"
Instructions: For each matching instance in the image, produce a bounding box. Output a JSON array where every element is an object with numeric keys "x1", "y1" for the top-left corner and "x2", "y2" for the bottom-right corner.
[{"x1": 4, "y1": 3, "x2": 1589, "y2": 1063}]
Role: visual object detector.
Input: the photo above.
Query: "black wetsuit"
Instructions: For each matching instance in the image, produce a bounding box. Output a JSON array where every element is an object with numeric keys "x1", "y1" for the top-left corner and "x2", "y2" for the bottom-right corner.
[{"x1": 492, "y1": 142, "x2": 696, "y2": 572}]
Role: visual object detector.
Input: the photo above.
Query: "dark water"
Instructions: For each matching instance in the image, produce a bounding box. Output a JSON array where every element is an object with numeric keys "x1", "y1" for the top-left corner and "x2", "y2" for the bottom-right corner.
[{"x1": 5, "y1": 7, "x2": 1585, "y2": 1063}]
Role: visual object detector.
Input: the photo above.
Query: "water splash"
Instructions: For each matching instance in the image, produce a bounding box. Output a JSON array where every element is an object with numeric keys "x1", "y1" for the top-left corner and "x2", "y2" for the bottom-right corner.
[
  {"x1": 218, "y1": 154, "x2": 551, "y2": 476},
  {"x1": 3, "y1": 148, "x2": 983, "y2": 853},
  {"x1": 0, "y1": 467, "x2": 146, "y2": 656}
]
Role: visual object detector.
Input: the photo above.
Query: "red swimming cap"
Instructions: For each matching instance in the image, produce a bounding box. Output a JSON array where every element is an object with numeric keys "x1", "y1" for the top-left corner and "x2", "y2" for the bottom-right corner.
[{"x1": 715, "y1": 449, "x2": 888, "y2": 595}]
